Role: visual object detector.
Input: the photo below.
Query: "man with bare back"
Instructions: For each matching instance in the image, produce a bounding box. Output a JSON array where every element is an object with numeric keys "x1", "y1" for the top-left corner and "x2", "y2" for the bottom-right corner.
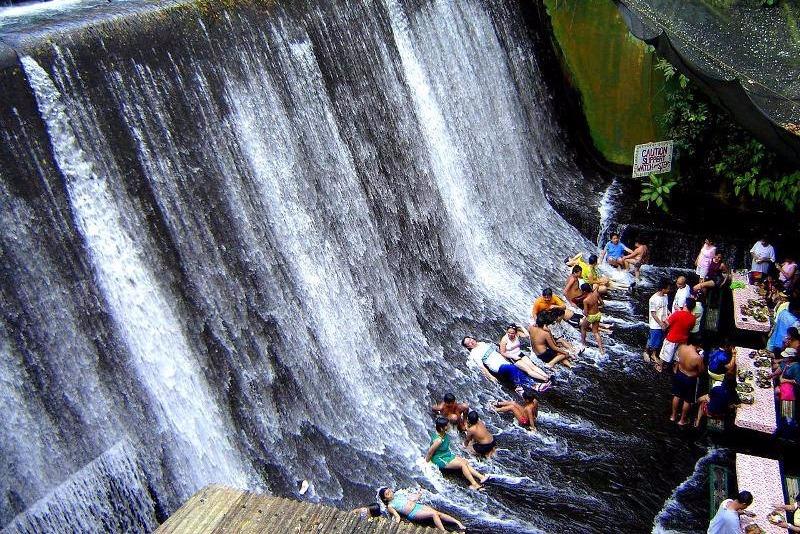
[
  {"x1": 623, "y1": 238, "x2": 648, "y2": 282},
  {"x1": 530, "y1": 315, "x2": 573, "y2": 368},
  {"x1": 670, "y1": 342, "x2": 705, "y2": 426},
  {"x1": 580, "y1": 283, "x2": 604, "y2": 355},
  {"x1": 564, "y1": 265, "x2": 584, "y2": 307}
]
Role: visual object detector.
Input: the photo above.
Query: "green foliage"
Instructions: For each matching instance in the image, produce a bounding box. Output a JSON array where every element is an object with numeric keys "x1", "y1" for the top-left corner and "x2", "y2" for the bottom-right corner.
[
  {"x1": 640, "y1": 173, "x2": 677, "y2": 212},
  {"x1": 650, "y1": 57, "x2": 799, "y2": 212}
]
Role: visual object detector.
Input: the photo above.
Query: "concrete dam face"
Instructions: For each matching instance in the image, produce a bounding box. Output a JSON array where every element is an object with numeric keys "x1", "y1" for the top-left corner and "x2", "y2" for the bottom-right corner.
[{"x1": 0, "y1": 1, "x2": 706, "y2": 532}]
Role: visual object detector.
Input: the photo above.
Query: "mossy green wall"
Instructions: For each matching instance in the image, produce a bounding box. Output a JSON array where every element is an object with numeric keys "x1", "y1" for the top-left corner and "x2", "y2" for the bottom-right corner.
[{"x1": 544, "y1": 0, "x2": 668, "y2": 165}]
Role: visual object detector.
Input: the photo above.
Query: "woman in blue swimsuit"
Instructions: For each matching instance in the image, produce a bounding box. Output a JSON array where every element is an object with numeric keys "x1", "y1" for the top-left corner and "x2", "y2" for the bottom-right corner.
[{"x1": 378, "y1": 487, "x2": 466, "y2": 531}]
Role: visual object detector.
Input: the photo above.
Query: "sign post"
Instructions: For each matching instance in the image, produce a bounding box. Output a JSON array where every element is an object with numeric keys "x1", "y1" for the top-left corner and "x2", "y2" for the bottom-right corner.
[{"x1": 632, "y1": 140, "x2": 674, "y2": 178}]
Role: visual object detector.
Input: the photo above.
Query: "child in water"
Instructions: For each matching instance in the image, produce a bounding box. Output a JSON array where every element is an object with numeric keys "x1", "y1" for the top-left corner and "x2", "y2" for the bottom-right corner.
[{"x1": 494, "y1": 388, "x2": 539, "y2": 431}]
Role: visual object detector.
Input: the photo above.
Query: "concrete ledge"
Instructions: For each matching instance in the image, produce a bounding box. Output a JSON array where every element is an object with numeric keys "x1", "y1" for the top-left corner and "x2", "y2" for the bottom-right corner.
[
  {"x1": 154, "y1": 485, "x2": 441, "y2": 533},
  {"x1": 0, "y1": 40, "x2": 18, "y2": 70}
]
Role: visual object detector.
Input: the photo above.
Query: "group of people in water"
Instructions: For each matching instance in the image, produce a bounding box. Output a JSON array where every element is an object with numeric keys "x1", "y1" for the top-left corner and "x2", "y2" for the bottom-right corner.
[{"x1": 352, "y1": 232, "x2": 799, "y2": 532}]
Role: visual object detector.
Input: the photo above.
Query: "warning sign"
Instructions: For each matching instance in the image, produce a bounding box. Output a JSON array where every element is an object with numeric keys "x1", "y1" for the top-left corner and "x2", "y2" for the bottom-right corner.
[{"x1": 632, "y1": 140, "x2": 673, "y2": 178}]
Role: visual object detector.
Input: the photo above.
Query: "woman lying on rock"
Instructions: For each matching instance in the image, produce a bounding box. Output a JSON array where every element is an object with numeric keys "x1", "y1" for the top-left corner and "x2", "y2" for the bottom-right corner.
[{"x1": 378, "y1": 487, "x2": 466, "y2": 531}]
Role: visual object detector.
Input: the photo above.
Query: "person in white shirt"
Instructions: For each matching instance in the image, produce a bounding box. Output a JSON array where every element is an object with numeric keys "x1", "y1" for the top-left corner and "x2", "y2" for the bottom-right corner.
[
  {"x1": 707, "y1": 491, "x2": 754, "y2": 534},
  {"x1": 645, "y1": 279, "x2": 671, "y2": 365},
  {"x1": 750, "y1": 236, "x2": 776, "y2": 281},
  {"x1": 462, "y1": 337, "x2": 550, "y2": 394},
  {"x1": 672, "y1": 276, "x2": 690, "y2": 313},
  {"x1": 689, "y1": 296, "x2": 704, "y2": 344}
]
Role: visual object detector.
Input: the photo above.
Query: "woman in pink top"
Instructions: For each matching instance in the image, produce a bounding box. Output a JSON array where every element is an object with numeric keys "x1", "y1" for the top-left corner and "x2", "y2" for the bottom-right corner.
[
  {"x1": 695, "y1": 238, "x2": 716, "y2": 278},
  {"x1": 780, "y1": 256, "x2": 797, "y2": 286}
]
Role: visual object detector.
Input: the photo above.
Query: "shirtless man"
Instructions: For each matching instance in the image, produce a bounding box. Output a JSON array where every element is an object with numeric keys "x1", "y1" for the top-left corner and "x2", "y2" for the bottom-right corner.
[
  {"x1": 622, "y1": 239, "x2": 648, "y2": 282},
  {"x1": 431, "y1": 393, "x2": 469, "y2": 431},
  {"x1": 580, "y1": 283, "x2": 604, "y2": 355},
  {"x1": 494, "y1": 389, "x2": 538, "y2": 431},
  {"x1": 564, "y1": 265, "x2": 584, "y2": 307},
  {"x1": 670, "y1": 342, "x2": 705, "y2": 425},
  {"x1": 464, "y1": 410, "x2": 496, "y2": 458},
  {"x1": 530, "y1": 314, "x2": 573, "y2": 368}
]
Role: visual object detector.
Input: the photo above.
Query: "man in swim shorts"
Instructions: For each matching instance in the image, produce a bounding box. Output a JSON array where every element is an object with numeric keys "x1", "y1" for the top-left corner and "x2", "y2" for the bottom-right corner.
[
  {"x1": 670, "y1": 341, "x2": 705, "y2": 425},
  {"x1": 622, "y1": 238, "x2": 648, "y2": 282},
  {"x1": 530, "y1": 314, "x2": 573, "y2": 368},
  {"x1": 431, "y1": 393, "x2": 469, "y2": 431},
  {"x1": 464, "y1": 410, "x2": 496, "y2": 458},
  {"x1": 579, "y1": 283, "x2": 604, "y2": 355},
  {"x1": 564, "y1": 265, "x2": 585, "y2": 308}
]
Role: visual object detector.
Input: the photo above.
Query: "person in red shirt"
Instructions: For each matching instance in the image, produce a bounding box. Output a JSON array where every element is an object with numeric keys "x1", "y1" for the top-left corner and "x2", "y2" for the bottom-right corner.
[{"x1": 656, "y1": 297, "x2": 697, "y2": 372}]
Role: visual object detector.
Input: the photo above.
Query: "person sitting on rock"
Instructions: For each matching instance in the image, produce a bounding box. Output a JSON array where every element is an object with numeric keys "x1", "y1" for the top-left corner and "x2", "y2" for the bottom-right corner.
[
  {"x1": 494, "y1": 388, "x2": 539, "y2": 431},
  {"x1": 425, "y1": 417, "x2": 489, "y2": 491},
  {"x1": 622, "y1": 238, "x2": 649, "y2": 282},
  {"x1": 463, "y1": 410, "x2": 496, "y2": 458},
  {"x1": 431, "y1": 393, "x2": 469, "y2": 431},
  {"x1": 600, "y1": 232, "x2": 632, "y2": 269},
  {"x1": 462, "y1": 336, "x2": 551, "y2": 394},
  {"x1": 529, "y1": 314, "x2": 573, "y2": 368}
]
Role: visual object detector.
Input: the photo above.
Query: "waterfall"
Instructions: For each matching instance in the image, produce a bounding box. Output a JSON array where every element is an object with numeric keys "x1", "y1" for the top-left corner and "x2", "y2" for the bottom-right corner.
[{"x1": 0, "y1": 1, "x2": 706, "y2": 532}]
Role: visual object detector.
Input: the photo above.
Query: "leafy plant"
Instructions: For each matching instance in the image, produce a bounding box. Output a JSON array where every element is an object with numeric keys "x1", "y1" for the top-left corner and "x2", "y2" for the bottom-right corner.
[
  {"x1": 640, "y1": 173, "x2": 677, "y2": 212},
  {"x1": 649, "y1": 56, "x2": 800, "y2": 212}
]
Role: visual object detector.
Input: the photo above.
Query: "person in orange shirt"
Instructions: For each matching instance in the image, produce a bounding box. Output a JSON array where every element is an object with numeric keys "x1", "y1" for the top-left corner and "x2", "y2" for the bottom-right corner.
[{"x1": 530, "y1": 287, "x2": 574, "y2": 325}]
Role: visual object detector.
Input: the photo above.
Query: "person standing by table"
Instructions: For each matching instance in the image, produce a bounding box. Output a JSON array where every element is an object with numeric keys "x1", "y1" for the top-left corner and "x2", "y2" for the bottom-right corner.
[
  {"x1": 768, "y1": 299, "x2": 800, "y2": 358},
  {"x1": 780, "y1": 256, "x2": 798, "y2": 292},
  {"x1": 695, "y1": 238, "x2": 717, "y2": 279},
  {"x1": 708, "y1": 491, "x2": 755, "y2": 534},
  {"x1": 750, "y1": 236, "x2": 776, "y2": 284}
]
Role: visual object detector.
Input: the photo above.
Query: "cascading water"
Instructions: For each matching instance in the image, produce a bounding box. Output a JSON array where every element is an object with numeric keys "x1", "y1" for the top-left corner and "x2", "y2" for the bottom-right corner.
[{"x1": 0, "y1": 1, "x2": 707, "y2": 532}]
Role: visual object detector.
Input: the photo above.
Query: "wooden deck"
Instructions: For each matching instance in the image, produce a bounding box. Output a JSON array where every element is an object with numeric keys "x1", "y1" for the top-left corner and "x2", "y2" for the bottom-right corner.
[{"x1": 154, "y1": 485, "x2": 441, "y2": 534}]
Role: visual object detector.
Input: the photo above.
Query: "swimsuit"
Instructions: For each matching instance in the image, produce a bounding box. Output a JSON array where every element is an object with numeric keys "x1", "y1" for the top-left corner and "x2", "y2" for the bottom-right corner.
[
  {"x1": 429, "y1": 432, "x2": 455, "y2": 469},
  {"x1": 518, "y1": 416, "x2": 530, "y2": 427},
  {"x1": 473, "y1": 439, "x2": 496, "y2": 455},
  {"x1": 586, "y1": 312, "x2": 601, "y2": 323},
  {"x1": 388, "y1": 494, "x2": 423, "y2": 520},
  {"x1": 536, "y1": 347, "x2": 558, "y2": 363},
  {"x1": 671, "y1": 369, "x2": 699, "y2": 403}
]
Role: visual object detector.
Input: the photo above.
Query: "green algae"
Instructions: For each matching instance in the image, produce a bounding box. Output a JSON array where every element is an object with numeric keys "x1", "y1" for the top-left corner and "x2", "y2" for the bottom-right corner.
[{"x1": 543, "y1": 0, "x2": 669, "y2": 165}]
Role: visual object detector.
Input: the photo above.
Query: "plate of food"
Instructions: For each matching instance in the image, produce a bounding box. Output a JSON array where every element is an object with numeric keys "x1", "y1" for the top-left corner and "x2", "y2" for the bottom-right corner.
[
  {"x1": 739, "y1": 394, "x2": 754, "y2": 404},
  {"x1": 754, "y1": 358, "x2": 772, "y2": 367},
  {"x1": 757, "y1": 378, "x2": 773, "y2": 389},
  {"x1": 757, "y1": 349, "x2": 773, "y2": 358},
  {"x1": 736, "y1": 383, "x2": 754, "y2": 393},
  {"x1": 768, "y1": 511, "x2": 785, "y2": 524}
]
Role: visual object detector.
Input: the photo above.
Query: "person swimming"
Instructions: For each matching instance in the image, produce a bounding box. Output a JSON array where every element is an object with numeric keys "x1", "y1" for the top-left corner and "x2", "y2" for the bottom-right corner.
[
  {"x1": 426, "y1": 416, "x2": 489, "y2": 490},
  {"x1": 464, "y1": 410, "x2": 496, "y2": 458},
  {"x1": 378, "y1": 487, "x2": 466, "y2": 531},
  {"x1": 494, "y1": 388, "x2": 539, "y2": 431}
]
